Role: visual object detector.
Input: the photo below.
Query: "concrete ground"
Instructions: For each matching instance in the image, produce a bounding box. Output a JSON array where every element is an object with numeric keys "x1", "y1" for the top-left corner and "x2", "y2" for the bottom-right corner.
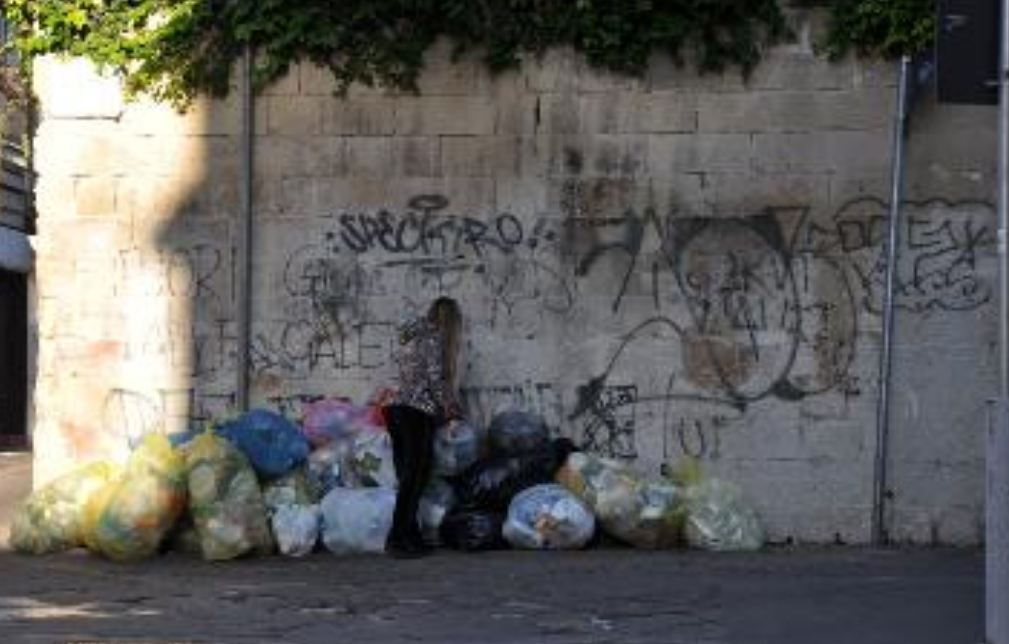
[{"x1": 0, "y1": 455, "x2": 984, "y2": 644}]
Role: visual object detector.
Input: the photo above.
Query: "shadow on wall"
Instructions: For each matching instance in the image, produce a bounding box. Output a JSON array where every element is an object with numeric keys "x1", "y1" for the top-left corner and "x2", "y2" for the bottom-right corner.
[
  {"x1": 30, "y1": 57, "x2": 226, "y2": 481},
  {"x1": 27, "y1": 40, "x2": 1001, "y2": 545}
]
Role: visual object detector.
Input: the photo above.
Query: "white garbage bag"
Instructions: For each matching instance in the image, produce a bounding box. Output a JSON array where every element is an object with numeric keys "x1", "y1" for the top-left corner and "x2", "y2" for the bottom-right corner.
[
  {"x1": 320, "y1": 487, "x2": 395, "y2": 554},
  {"x1": 503, "y1": 484, "x2": 595, "y2": 550},
  {"x1": 271, "y1": 504, "x2": 321, "y2": 557}
]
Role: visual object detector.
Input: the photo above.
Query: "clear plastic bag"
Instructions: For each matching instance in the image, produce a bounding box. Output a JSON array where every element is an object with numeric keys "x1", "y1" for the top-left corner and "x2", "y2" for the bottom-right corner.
[
  {"x1": 556, "y1": 452, "x2": 682, "y2": 549},
  {"x1": 301, "y1": 399, "x2": 368, "y2": 447},
  {"x1": 347, "y1": 429, "x2": 397, "y2": 489},
  {"x1": 503, "y1": 484, "x2": 594, "y2": 550},
  {"x1": 272, "y1": 505, "x2": 321, "y2": 557},
  {"x1": 306, "y1": 442, "x2": 349, "y2": 496},
  {"x1": 262, "y1": 468, "x2": 318, "y2": 513},
  {"x1": 417, "y1": 478, "x2": 457, "y2": 543},
  {"x1": 683, "y1": 478, "x2": 764, "y2": 551},
  {"x1": 83, "y1": 434, "x2": 188, "y2": 561},
  {"x1": 10, "y1": 461, "x2": 120, "y2": 554},
  {"x1": 184, "y1": 433, "x2": 275, "y2": 561},
  {"x1": 320, "y1": 487, "x2": 395, "y2": 554}
]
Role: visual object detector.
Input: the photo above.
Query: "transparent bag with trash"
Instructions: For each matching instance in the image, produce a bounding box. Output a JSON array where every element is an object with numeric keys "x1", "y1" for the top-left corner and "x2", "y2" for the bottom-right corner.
[
  {"x1": 10, "y1": 461, "x2": 121, "y2": 554},
  {"x1": 320, "y1": 487, "x2": 395, "y2": 554},
  {"x1": 82, "y1": 434, "x2": 188, "y2": 561},
  {"x1": 271, "y1": 505, "x2": 321, "y2": 557},
  {"x1": 503, "y1": 484, "x2": 595, "y2": 550},
  {"x1": 262, "y1": 468, "x2": 318, "y2": 513},
  {"x1": 682, "y1": 477, "x2": 764, "y2": 551},
  {"x1": 556, "y1": 452, "x2": 683, "y2": 549},
  {"x1": 262, "y1": 467, "x2": 321, "y2": 557},
  {"x1": 306, "y1": 441, "x2": 351, "y2": 496},
  {"x1": 347, "y1": 429, "x2": 397, "y2": 489},
  {"x1": 301, "y1": 399, "x2": 368, "y2": 447},
  {"x1": 417, "y1": 478, "x2": 457, "y2": 544},
  {"x1": 184, "y1": 432, "x2": 275, "y2": 561}
]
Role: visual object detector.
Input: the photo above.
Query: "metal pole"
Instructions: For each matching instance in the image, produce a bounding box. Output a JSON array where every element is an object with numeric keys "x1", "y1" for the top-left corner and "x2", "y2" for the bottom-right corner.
[
  {"x1": 236, "y1": 47, "x2": 254, "y2": 412},
  {"x1": 987, "y1": 0, "x2": 1009, "y2": 640},
  {"x1": 871, "y1": 56, "x2": 911, "y2": 547},
  {"x1": 1000, "y1": 0, "x2": 1009, "y2": 399}
]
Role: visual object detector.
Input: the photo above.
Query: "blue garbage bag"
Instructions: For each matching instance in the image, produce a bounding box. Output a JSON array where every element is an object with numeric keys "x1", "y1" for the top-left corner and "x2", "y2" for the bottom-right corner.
[{"x1": 216, "y1": 409, "x2": 310, "y2": 479}]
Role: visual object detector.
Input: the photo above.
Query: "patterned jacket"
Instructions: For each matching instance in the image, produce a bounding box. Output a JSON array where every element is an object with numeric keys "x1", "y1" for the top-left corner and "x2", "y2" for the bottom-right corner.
[{"x1": 388, "y1": 316, "x2": 461, "y2": 419}]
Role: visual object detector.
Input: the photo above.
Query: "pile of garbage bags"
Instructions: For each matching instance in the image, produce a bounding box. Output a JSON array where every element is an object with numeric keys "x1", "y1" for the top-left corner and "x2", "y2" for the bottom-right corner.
[{"x1": 10, "y1": 400, "x2": 765, "y2": 560}]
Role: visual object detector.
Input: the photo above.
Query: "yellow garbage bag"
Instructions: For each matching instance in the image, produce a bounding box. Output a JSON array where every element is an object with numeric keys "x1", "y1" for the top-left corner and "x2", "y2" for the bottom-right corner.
[
  {"x1": 556, "y1": 452, "x2": 683, "y2": 549},
  {"x1": 83, "y1": 434, "x2": 187, "y2": 561},
  {"x1": 9, "y1": 461, "x2": 120, "y2": 554},
  {"x1": 185, "y1": 432, "x2": 274, "y2": 561}
]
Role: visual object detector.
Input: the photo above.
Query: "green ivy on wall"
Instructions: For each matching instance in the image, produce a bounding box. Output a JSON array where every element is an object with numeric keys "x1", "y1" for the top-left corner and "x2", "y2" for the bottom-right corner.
[
  {"x1": 0, "y1": 1, "x2": 934, "y2": 108},
  {"x1": 815, "y1": 0, "x2": 935, "y2": 59},
  {"x1": 1, "y1": 0, "x2": 789, "y2": 107}
]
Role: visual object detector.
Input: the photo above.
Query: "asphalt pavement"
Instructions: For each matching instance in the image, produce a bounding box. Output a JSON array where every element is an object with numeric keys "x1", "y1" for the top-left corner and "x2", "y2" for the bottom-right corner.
[{"x1": 0, "y1": 453, "x2": 984, "y2": 644}]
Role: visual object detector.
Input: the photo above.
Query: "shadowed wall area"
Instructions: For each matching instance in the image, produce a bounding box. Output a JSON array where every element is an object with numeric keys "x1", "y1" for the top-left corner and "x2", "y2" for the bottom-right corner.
[{"x1": 28, "y1": 11, "x2": 998, "y2": 544}]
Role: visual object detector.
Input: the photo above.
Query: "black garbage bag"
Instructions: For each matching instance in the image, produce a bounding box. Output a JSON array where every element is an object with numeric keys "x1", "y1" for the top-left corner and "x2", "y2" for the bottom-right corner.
[
  {"x1": 439, "y1": 509, "x2": 507, "y2": 551},
  {"x1": 451, "y1": 438, "x2": 579, "y2": 511},
  {"x1": 487, "y1": 410, "x2": 549, "y2": 457}
]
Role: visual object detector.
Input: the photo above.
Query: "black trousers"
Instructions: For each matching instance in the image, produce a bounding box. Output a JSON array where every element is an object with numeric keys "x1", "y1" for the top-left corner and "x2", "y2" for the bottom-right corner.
[{"x1": 384, "y1": 404, "x2": 437, "y2": 545}]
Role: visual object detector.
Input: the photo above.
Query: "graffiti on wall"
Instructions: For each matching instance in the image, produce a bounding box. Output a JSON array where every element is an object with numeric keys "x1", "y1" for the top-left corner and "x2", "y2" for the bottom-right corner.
[
  {"x1": 566, "y1": 195, "x2": 994, "y2": 458},
  {"x1": 94, "y1": 191, "x2": 994, "y2": 464}
]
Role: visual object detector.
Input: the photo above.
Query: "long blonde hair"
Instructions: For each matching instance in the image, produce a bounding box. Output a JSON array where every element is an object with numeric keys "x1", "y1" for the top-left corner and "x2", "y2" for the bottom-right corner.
[{"x1": 427, "y1": 297, "x2": 462, "y2": 389}]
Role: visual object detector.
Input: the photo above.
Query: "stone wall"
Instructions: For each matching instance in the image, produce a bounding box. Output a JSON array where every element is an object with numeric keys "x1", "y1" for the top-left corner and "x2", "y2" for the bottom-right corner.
[{"x1": 29, "y1": 12, "x2": 999, "y2": 543}]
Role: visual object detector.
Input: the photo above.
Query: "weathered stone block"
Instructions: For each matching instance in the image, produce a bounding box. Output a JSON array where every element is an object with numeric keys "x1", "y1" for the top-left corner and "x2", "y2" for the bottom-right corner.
[
  {"x1": 752, "y1": 130, "x2": 890, "y2": 174},
  {"x1": 266, "y1": 96, "x2": 324, "y2": 136},
  {"x1": 747, "y1": 51, "x2": 854, "y2": 91},
  {"x1": 299, "y1": 62, "x2": 341, "y2": 97},
  {"x1": 699, "y1": 89, "x2": 892, "y2": 133},
  {"x1": 346, "y1": 137, "x2": 393, "y2": 177},
  {"x1": 647, "y1": 133, "x2": 753, "y2": 174},
  {"x1": 323, "y1": 100, "x2": 397, "y2": 136},
  {"x1": 395, "y1": 96, "x2": 497, "y2": 135},
  {"x1": 637, "y1": 92, "x2": 698, "y2": 133},
  {"x1": 74, "y1": 177, "x2": 117, "y2": 217},
  {"x1": 261, "y1": 64, "x2": 300, "y2": 96},
  {"x1": 441, "y1": 136, "x2": 521, "y2": 178},
  {"x1": 255, "y1": 135, "x2": 347, "y2": 179},
  {"x1": 392, "y1": 137, "x2": 441, "y2": 178}
]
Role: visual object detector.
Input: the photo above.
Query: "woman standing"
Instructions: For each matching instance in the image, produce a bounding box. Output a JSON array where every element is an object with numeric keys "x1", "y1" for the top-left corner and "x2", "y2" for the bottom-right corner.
[{"x1": 384, "y1": 297, "x2": 463, "y2": 558}]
